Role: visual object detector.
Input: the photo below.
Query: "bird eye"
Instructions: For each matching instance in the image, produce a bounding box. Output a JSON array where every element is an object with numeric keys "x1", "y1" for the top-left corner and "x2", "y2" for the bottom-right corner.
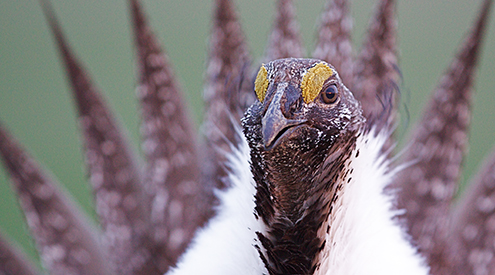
[{"x1": 321, "y1": 85, "x2": 338, "y2": 104}]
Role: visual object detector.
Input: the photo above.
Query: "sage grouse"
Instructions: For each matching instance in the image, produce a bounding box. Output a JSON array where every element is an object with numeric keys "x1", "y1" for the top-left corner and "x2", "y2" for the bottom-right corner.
[{"x1": 0, "y1": 0, "x2": 494, "y2": 275}]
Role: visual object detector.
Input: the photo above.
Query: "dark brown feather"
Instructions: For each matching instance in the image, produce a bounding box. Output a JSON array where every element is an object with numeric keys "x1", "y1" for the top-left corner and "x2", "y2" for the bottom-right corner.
[
  {"x1": 0, "y1": 123, "x2": 112, "y2": 275},
  {"x1": 264, "y1": 0, "x2": 305, "y2": 61},
  {"x1": 451, "y1": 147, "x2": 495, "y2": 274},
  {"x1": 353, "y1": 0, "x2": 399, "y2": 138},
  {"x1": 129, "y1": 0, "x2": 212, "y2": 271},
  {"x1": 202, "y1": 0, "x2": 254, "y2": 190}
]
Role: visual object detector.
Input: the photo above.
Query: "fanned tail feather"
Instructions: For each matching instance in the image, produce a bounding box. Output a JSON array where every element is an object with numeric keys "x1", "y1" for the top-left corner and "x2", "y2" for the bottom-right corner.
[
  {"x1": 395, "y1": 1, "x2": 493, "y2": 273},
  {"x1": 0, "y1": 123, "x2": 112, "y2": 275},
  {"x1": 130, "y1": 0, "x2": 213, "y2": 271},
  {"x1": 202, "y1": 0, "x2": 253, "y2": 190},
  {"x1": 0, "y1": 230, "x2": 41, "y2": 275},
  {"x1": 264, "y1": 0, "x2": 305, "y2": 61}
]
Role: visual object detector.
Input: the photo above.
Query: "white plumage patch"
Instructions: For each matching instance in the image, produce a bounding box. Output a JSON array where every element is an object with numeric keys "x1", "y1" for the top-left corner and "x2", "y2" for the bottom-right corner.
[
  {"x1": 168, "y1": 135, "x2": 266, "y2": 275},
  {"x1": 170, "y1": 128, "x2": 430, "y2": 275},
  {"x1": 315, "y1": 129, "x2": 430, "y2": 275}
]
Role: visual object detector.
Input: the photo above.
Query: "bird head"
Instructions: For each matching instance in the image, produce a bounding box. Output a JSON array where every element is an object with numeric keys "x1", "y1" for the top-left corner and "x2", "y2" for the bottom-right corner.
[{"x1": 241, "y1": 58, "x2": 365, "y2": 274}]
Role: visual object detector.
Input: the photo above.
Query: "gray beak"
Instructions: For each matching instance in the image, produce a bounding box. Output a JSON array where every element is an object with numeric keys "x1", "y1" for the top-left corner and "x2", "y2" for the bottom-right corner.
[{"x1": 262, "y1": 86, "x2": 305, "y2": 149}]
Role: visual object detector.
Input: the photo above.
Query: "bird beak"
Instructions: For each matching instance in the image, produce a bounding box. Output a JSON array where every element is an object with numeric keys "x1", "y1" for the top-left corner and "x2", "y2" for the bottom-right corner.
[{"x1": 262, "y1": 87, "x2": 305, "y2": 150}]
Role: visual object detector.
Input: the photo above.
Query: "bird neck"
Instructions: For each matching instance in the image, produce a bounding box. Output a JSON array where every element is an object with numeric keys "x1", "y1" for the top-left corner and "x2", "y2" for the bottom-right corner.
[
  {"x1": 251, "y1": 131, "x2": 359, "y2": 274},
  {"x1": 251, "y1": 129, "x2": 430, "y2": 275}
]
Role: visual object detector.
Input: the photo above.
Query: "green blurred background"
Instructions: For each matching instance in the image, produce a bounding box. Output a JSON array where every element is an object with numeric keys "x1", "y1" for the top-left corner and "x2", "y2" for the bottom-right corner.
[{"x1": 0, "y1": 0, "x2": 494, "y2": 266}]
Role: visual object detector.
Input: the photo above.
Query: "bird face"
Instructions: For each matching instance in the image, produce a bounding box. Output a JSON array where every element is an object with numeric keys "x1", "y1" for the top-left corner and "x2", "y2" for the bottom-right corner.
[
  {"x1": 246, "y1": 58, "x2": 363, "y2": 154},
  {"x1": 243, "y1": 59, "x2": 363, "y2": 186}
]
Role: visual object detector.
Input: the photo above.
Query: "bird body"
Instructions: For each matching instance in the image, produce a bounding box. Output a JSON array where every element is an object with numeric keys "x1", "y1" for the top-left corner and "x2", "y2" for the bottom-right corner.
[
  {"x1": 171, "y1": 58, "x2": 428, "y2": 275},
  {"x1": 0, "y1": 1, "x2": 493, "y2": 274}
]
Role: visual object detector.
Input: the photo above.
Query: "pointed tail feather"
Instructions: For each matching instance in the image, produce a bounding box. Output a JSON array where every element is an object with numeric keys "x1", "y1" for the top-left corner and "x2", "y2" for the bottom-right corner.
[
  {"x1": 451, "y1": 146, "x2": 495, "y2": 275},
  {"x1": 395, "y1": 0, "x2": 493, "y2": 273},
  {"x1": 0, "y1": 123, "x2": 113, "y2": 275},
  {"x1": 0, "y1": 230, "x2": 41, "y2": 275},
  {"x1": 40, "y1": 1, "x2": 156, "y2": 274},
  {"x1": 313, "y1": 0, "x2": 353, "y2": 86},
  {"x1": 129, "y1": 0, "x2": 213, "y2": 271},
  {"x1": 353, "y1": 0, "x2": 399, "y2": 140},
  {"x1": 202, "y1": 0, "x2": 254, "y2": 190},
  {"x1": 264, "y1": 0, "x2": 305, "y2": 61}
]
